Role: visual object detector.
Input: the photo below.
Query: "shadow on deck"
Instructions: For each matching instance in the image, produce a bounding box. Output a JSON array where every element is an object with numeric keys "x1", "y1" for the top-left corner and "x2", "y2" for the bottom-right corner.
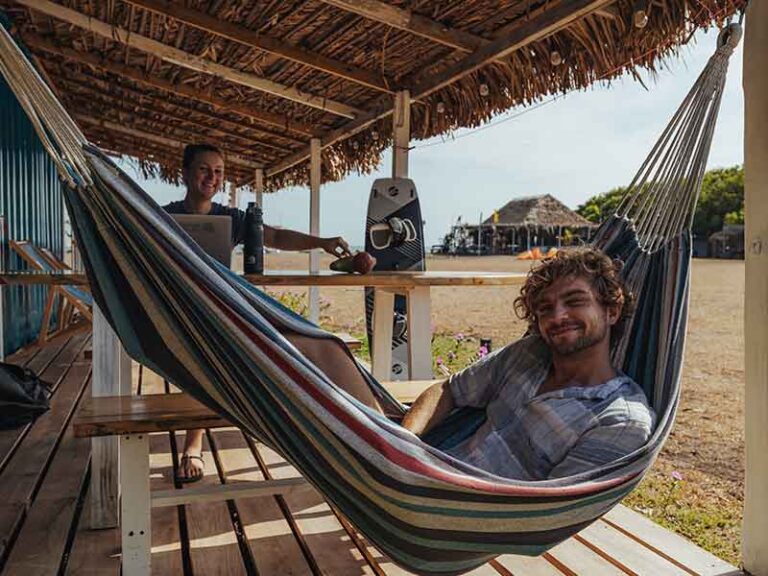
[{"x1": 0, "y1": 334, "x2": 744, "y2": 575}]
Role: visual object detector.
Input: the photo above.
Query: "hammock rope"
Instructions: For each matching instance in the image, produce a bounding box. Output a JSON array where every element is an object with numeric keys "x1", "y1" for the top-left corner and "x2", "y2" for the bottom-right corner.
[{"x1": 0, "y1": 20, "x2": 740, "y2": 576}]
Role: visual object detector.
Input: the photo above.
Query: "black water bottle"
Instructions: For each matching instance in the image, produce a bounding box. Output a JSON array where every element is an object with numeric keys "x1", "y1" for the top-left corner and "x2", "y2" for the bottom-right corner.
[{"x1": 243, "y1": 202, "x2": 264, "y2": 275}]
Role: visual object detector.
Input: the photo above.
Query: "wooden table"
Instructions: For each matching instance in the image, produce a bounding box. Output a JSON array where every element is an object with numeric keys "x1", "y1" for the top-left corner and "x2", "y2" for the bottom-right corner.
[
  {"x1": 244, "y1": 270, "x2": 526, "y2": 380},
  {"x1": 0, "y1": 270, "x2": 527, "y2": 380}
]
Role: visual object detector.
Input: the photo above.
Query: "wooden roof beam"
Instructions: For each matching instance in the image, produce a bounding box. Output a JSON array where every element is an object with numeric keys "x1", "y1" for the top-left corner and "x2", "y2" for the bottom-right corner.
[
  {"x1": 75, "y1": 115, "x2": 264, "y2": 170},
  {"x1": 16, "y1": 0, "x2": 363, "y2": 119},
  {"x1": 409, "y1": 0, "x2": 616, "y2": 97},
  {"x1": 86, "y1": 130, "x2": 252, "y2": 182},
  {"x1": 66, "y1": 94, "x2": 283, "y2": 164},
  {"x1": 317, "y1": 0, "x2": 485, "y2": 52},
  {"x1": 123, "y1": 0, "x2": 393, "y2": 94},
  {"x1": 23, "y1": 34, "x2": 314, "y2": 140},
  {"x1": 266, "y1": 0, "x2": 613, "y2": 180},
  {"x1": 55, "y1": 75, "x2": 292, "y2": 156}
]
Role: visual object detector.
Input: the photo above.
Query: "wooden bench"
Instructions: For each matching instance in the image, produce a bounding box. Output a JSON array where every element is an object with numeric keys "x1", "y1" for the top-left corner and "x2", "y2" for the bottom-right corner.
[{"x1": 72, "y1": 380, "x2": 437, "y2": 575}]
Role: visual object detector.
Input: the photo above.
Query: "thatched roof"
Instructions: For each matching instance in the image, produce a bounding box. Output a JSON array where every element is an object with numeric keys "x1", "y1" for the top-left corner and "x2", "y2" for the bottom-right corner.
[
  {"x1": 0, "y1": 0, "x2": 745, "y2": 191},
  {"x1": 481, "y1": 194, "x2": 594, "y2": 228}
]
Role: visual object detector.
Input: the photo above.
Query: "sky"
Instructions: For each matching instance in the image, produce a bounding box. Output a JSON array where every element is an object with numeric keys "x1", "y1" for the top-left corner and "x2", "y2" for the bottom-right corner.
[{"x1": 124, "y1": 27, "x2": 745, "y2": 248}]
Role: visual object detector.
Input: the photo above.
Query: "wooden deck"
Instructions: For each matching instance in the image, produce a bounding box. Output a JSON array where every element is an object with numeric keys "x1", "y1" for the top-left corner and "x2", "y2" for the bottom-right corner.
[{"x1": 0, "y1": 334, "x2": 744, "y2": 576}]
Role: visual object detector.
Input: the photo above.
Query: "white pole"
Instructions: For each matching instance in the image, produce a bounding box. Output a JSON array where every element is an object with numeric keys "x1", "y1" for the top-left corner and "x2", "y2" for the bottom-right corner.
[
  {"x1": 392, "y1": 90, "x2": 410, "y2": 179},
  {"x1": 308, "y1": 138, "x2": 321, "y2": 324},
  {"x1": 254, "y1": 168, "x2": 264, "y2": 208},
  {"x1": 228, "y1": 181, "x2": 238, "y2": 208},
  {"x1": 743, "y1": 4, "x2": 768, "y2": 574}
]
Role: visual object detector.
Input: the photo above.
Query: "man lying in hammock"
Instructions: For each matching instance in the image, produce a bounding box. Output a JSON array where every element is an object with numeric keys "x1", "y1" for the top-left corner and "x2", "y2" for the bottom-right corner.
[
  {"x1": 401, "y1": 248, "x2": 657, "y2": 479},
  {"x1": 293, "y1": 248, "x2": 656, "y2": 480},
  {"x1": 166, "y1": 143, "x2": 354, "y2": 483}
]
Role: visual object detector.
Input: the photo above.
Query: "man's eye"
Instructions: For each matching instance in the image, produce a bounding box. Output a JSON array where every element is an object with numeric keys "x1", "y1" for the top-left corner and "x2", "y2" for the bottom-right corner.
[{"x1": 567, "y1": 299, "x2": 587, "y2": 307}]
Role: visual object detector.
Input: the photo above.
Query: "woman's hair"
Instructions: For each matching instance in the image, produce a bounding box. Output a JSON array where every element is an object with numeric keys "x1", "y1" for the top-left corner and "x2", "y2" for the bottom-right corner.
[
  {"x1": 513, "y1": 248, "x2": 634, "y2": 344},
  {"x1": 182, "y1": 143, "x2": 224, "y2": 169}
]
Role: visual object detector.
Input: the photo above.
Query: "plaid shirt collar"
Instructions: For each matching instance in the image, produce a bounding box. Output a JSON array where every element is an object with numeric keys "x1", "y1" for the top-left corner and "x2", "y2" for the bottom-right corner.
[{"x1": 527, "y1": 373, "x2": 633, "y2": 404}]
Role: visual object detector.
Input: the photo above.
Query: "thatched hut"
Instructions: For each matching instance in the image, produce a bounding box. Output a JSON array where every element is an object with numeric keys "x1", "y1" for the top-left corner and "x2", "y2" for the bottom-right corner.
[{"x1": 444, "y1": 194, "x2": 594, "y2": 255}]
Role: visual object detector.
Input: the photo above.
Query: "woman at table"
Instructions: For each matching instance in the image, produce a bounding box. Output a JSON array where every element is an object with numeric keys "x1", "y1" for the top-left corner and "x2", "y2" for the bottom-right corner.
[{"x1": 166, "y1": 143, "x2": 352, "y2": 483}]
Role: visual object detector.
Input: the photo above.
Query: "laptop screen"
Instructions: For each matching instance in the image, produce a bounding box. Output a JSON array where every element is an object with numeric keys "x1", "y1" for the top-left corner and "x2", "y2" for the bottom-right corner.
[{"x1": 171, "y1": 214, "x2": 233, "y2": 268}]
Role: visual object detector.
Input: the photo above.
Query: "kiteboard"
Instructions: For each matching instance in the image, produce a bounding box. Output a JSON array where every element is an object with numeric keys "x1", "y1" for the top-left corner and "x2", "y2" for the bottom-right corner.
[{"x1": 364, "y1": 178, "x2": 426, "y2": 380}]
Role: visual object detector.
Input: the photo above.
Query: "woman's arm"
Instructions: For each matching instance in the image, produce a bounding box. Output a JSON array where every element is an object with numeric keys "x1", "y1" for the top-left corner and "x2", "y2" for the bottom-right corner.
[{"x1": 264, "y1": 225, "x2": 351, "y2": 257}]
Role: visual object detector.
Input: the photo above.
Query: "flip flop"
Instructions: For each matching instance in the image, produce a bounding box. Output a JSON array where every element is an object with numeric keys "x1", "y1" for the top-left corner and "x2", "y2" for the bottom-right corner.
[{"x1": 175, "y1": 453, "x2": 205, "y2": 484}]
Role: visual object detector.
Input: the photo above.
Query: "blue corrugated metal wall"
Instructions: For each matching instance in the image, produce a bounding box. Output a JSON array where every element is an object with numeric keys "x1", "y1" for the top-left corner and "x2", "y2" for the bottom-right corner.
[{"x1": 0, "y1": 66, "x2": 65, "y2": 355}]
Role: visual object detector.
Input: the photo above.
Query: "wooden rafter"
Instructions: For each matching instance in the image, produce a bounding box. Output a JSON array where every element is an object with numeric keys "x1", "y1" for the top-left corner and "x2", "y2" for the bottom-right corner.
[
  {"x1": 75, "y1": 115, "x2": 263, "y2": 169},
  {"x1": 409, "y1": 0, "x2": 616, "y2": 98},
  {"x1": 55, "y1": 75, "x2": 293, "y2": 155},
  {"x1": 85, "y1": 129, "x2": 253, "y2": 183},
  {"x1": 267, "y1": 0, "x2": 614, "y2": 178},
  {"x1": 66, "y1": 94, "x2": 283, "y2": 163},
  {"x1": 23, "y1": 34, "x2": 315, "y2": 139},
  {"x1": 16, "y1": 0, "x2": 363, "y2": 119},
  {"x1": 317, "y1": 0, "x2": 486, "y2": 52},
  {"x1": 122, "y1": 0, "x2": 393, "y2": 93}
]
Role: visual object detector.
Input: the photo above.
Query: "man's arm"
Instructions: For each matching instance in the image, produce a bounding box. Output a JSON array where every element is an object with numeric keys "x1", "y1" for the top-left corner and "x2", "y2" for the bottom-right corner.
[
  {"x1": 548, "y1": 422, "x2": 651, "y2": 479},
  {"x1": 400, "y1": 379, "x2": 454, "y2": 436},
  {"x1": 264, "y1": 225, "x2": 351, "y2": 257}
]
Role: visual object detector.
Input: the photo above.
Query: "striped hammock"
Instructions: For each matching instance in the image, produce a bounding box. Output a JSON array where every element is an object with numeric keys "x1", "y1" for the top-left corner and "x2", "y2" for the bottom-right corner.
[{"x1": 0, "y1": 21, "x2": 741, "y2": 576}]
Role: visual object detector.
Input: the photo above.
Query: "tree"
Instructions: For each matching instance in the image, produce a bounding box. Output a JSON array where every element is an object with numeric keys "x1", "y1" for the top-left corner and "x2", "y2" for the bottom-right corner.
[
  {"x1": 692, "y1": 166, "x2": 744, "y2": 237},
  {"x1": 577, "y1": 166, "x2": 744, "y2": 238},
  {"x1": 576, "y1": 186, "x2": 627, "y2": 223}
]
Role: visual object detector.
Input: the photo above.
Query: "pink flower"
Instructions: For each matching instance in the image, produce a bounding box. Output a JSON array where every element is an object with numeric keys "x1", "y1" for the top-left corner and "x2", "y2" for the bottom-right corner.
[
  {"x1": 671, "y1": 471, "x2": 683, "y2": 482},
  {"x1": 436, "y1": 356, "x2": 444, "y2": 365},
  {"x1": 478, "y1": 346, "x2": 488, "y2": 358},
  {"x1": 455, "y1": 332, "x2": 465, "y2": 342}
]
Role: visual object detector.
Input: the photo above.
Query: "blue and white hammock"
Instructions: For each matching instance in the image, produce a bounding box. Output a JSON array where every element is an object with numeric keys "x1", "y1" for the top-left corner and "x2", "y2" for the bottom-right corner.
[{"x1": 0, "y1": 21, "x2": 741, "y2": 576}]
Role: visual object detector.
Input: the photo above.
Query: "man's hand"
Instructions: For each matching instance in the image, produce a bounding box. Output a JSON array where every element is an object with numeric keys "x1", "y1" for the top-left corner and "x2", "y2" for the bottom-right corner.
[{"x1": 321, "y1": 236, "x2": 352, "y2": 258}]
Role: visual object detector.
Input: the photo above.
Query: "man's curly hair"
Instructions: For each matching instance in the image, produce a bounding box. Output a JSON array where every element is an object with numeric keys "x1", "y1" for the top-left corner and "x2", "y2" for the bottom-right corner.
[{"x1": 513, "y1": 248, "x2": 634, "y2": 345}]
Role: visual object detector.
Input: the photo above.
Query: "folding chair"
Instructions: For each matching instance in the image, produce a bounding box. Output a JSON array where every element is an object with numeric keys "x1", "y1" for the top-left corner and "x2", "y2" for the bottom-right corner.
[{"x1": 9, "y1": 240, "x2": 93, "y2": 344}]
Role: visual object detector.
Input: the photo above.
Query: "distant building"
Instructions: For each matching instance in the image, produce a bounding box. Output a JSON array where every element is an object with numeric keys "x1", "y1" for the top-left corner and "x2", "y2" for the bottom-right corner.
[
  {"x1": 435, "y1": 194, "x2": 595, "y2": 255},
  {"x1": 708, "y1": 224, "x2": 744, "y2": 259}
]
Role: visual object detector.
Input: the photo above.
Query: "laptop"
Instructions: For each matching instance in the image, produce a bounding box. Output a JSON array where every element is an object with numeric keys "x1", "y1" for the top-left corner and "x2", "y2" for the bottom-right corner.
[{"x1": 171, "y1": 214, "x2": 233, "y2": 268}]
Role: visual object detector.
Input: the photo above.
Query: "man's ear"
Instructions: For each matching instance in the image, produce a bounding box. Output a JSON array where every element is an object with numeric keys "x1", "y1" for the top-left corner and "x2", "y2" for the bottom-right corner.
[{"x1": 606, "y1": 302, "x2": 621, "y2": 326}]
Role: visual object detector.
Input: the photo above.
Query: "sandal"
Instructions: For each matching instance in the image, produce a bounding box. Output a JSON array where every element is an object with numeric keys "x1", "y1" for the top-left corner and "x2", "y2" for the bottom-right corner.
[{"x1": 175, "y1": 452, "x2": 205, "y2": 484}]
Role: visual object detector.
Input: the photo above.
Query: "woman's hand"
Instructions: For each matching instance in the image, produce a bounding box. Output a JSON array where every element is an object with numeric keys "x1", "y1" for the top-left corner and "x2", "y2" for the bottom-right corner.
[{"x1": 321, "y1": 236, "x2": 352, "y2": 258}]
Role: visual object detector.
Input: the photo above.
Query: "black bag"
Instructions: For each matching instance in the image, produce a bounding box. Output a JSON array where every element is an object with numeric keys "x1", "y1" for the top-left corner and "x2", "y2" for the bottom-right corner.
[{"x1": 0, "y1": 362, "x2": 51, "y2": 430}]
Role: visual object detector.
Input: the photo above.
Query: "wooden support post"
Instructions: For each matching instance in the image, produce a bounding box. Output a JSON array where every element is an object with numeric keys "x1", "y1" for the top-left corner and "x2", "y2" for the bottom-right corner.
[
  {"x1": 308, "y1": 138, "x2": 321, "y2": 324},
  {"x1": 392, "y1": 90, "x2": 410, "y2": 179},
  {"x1": 254, "y1": 168, "x2": 264, "y2": 208},
  {"x1": 371, "y1": 289, "x2": 395, "y2": 381},
  {"x1": 90, "y1": 305, "x2": 132, "y2": 528},
  {"x1": 743, "y1": 4, "x2": 768, "y2": 574},
  {"x1": 228, "y1": 181, "x2": 238, "y2": 208},
  {"x1": 120, "y1": 433, "x2": 151, "y2": 576},
  {"x1": 406, "y1": 287, "x2": 433, "y2": 379}
]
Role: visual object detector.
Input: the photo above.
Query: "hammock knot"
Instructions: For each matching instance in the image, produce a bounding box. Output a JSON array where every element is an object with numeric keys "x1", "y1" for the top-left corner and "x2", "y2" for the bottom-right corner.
[{"x1": 717, "y1": 22, "x2": 743, "y2": 54}]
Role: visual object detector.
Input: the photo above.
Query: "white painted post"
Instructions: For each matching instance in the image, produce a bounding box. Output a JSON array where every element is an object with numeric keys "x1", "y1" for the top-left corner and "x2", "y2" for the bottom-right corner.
[
  {"x1": 406, "y1": 287, "x2": 433, "y2": 379},
  {"x1": 228, "y1": 181, "x2": 238, "y2": 208},
  {"x1": 743, "y1": 4, "x2": 768, "y2": 574},
  {"x1": 89, "y1": 305, "x2": 132, "y2": 528},
  {"x1": 371, "y1": 289, "x2": 395, "y2": 381},
  {"x1": 308, "y1": 138, "x2": 321, "y2": 324},
  {"x1": 120, "y1": 433, "x2": 151, "y2": 576},
  {"x1": 254, "y1": 168, "x2": 264, "y2": 208},
  {"x1": 392, "y1": 90, "x2": 410, "y2": 179}
]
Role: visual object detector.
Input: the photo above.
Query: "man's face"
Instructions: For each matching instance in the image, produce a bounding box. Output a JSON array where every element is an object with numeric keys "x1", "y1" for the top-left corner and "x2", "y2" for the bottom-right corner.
[
  {"x1": 182, "y1": 150, "x2": 224, "y2": 201},
  {"x1": 533, "y1": 275, "x2": 619, "y2": 357}
]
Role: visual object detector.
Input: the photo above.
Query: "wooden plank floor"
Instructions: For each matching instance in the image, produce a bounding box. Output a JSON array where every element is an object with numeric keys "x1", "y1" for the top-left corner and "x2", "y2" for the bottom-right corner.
[{"x1": 0, "y1": 336, "x2": 744, "y2": 576}]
